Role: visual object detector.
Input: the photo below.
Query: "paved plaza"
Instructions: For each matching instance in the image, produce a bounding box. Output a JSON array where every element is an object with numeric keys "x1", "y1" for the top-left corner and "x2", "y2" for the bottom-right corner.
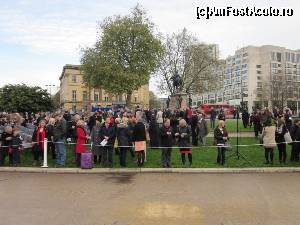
[{"x1": 1, "y1": 172, "x2": 300, "y2": 225}]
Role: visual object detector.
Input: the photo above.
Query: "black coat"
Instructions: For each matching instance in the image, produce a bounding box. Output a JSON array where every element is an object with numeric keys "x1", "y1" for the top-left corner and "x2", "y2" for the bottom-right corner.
[
  {"x1": 99, "y1": 124, "x2": 116, "y2": 146},
  {"x1": 160, "y1": 126, "x2": 174, "y2": 147},
  {"x1": 214, "y1": 127, "x2": 229, "y2": 145},
  {"x1": 177, "y1": 126, "x2": 191, "y2": 148},
  {"x1": 11, "y1": 134, "x2": 22, "y2": 150},
  {"x1": 191, "y1": 115, "x2": 199, "y2": 129},
  {"x1": 1, "y1": 132, "x2": 12, "y2": 151},
  {"x1": 290, "y1": 125, "x2": 300, "y2": 141},
  {"x1": 132, "y1": 122, "x2": 146, "y2": 142},
  {"x1": 275, "y1": 125, "x2": 287, "y2": 143},
  {"x1": 117, "y1": 126, "x2": 131, "y2": 147},
  {"x1": 149, "y1": 119, "x2": 160, "y2": 147}
]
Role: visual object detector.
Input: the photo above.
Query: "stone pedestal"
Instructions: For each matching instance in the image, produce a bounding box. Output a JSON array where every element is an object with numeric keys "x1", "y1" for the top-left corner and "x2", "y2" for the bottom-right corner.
[{"x1": 169, "y1": 93, "x2": 188, "y2": 110}]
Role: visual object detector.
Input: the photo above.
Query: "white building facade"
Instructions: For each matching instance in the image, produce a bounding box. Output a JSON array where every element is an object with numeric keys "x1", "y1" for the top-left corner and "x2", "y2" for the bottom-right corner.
[{"x1": 193, "y1": 45, "x2": 300, "y2": 112}]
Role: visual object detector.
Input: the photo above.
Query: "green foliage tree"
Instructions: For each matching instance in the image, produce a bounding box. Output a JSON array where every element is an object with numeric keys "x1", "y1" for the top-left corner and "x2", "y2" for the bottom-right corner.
[
  {"x1": 0, "y1": 84, "x2": 53, "y2": 113},
  {"x1": 81, "y1": 5, "x2": 164, "y2": 107}
]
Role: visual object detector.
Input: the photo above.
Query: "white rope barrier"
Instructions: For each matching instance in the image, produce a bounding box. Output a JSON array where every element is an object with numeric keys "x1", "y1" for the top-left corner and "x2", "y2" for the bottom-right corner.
[{"x1": 0, "y1": 140, "x2": 299, "y2": 149}]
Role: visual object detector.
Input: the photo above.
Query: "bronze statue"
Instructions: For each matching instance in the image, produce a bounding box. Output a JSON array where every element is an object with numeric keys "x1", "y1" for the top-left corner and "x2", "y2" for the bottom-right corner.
[{"x1": 171, "y1": 71, "x2": 183, "y2": 94}]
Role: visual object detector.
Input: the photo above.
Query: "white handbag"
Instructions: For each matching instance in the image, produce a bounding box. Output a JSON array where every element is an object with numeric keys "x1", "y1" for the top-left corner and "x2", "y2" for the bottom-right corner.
[{"x1": 284, "y1": 131, "x2": 293, "y2": 144}]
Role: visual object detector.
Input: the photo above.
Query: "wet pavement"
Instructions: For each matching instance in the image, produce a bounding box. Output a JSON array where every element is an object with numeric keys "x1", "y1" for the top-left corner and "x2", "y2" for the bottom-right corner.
[{"x1": 0, "y1": 172, "x2": 300, "y2": 225}]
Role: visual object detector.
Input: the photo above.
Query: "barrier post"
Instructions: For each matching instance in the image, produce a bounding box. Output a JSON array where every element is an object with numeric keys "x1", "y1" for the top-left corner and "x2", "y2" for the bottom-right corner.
[{"x1": 41, "y1": 138, "x2": 48, "y2": 168}]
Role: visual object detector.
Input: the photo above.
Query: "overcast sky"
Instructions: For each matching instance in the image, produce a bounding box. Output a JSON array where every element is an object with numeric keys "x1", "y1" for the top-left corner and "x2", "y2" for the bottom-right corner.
[{"x1": 0, "y1": 0, "x2": 299, "y2": 95}]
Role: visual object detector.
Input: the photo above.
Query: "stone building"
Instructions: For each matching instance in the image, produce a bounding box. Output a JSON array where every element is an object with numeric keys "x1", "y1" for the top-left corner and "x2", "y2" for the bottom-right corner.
[{"x1": 59, "y1": 64, "x2": 149, "y2": 111}]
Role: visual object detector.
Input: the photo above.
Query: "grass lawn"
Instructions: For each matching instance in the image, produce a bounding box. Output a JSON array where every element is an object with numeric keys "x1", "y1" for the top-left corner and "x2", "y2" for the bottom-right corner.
[
  {"x1": 12, "y1": 137, "x2": 300, "y2": 168},
  {"x1": 207, "y1": 119, "x2": 253, "y2": 133}
]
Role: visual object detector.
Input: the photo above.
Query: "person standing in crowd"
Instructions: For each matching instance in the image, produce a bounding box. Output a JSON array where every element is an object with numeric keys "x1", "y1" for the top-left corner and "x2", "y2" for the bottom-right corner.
[
  {"x1": 242, "y1": 110, "x2": 250, "y2": 128},
  {"x1": 116, "y1": 117, "x2": 131, "y2": 167},
  {"x1": 91, "y1": 120, "x2": 102, "y2": 164},
  {"x1": 75, "y1": 120, "x2": 88, "y2": 167},
  {"x1": 160, "y1": 118, "x2": 174, "y2": 168},
  {"x1": 214, "y1": 120, "x2": 229, "y2": 165},
  {"x1": 261, "y1": 119, "x2": 276, "y2": 164},
  {"x1": 275, "y1": 117, "x2": 288, "y2": 164},
  {"x1": 175, "y1": 119, "x2": 192, "y2": 167},
  {"x1": 186, "y1": 107, "x2": 193, "y2": 125},
  {"x1": 197, "y1": 113, "x2": 208, "y2": 146},
  {"x1": 0, "y1": 126, "x2": 13, "y2": 166},
  {"x1": 156, "y1": 109, "x2": 164, "y2": 128},
  {"x1": 10, "y1": 128, "x2": 23, "y2": 167},
  {"x1": 100, "y1": 117, "x2": 116, "y2": 167},
  {"x1": 31, "y1": 120, "x2": 47, "y2": 166},
  {"x1": 218, "y1": 109, "x2": 226, "y2": 121},
  {"x1": 252, "y1": 111, "x2": 261, "y2": 138},
  {"x1": 284, "y1": 109, "x2": 293, "y2": 132},
  {"x1": 290, "y1": 119, "x2": 300, "y2": 162},
  {"x1": 46, "y1": 118, "x2": 56, "y2": 160},
  {"x1": 132, "y1": 114, "x2": 147, "y2": 167},
  {"x1": 53, "y1": 113, "x2": 67, "y2": 167},
  {"x1": 148, "y1": 114, "x2": 160, "y2": 148},
  {"x1": 87, "y1": 112, "x2": 97, "y2": 132},
  {"x1": 191, "y1": 111, "x2": 199, "y2": 146},
  {"x1": 210, "y1": 107, "x2": 217, "y2": 129},
  {"x1": 127, "y1": 116, "x2": 136, "y2": 159},
  {"x1": 170, "y1": 114, "x2": 179, "y2": 134}
]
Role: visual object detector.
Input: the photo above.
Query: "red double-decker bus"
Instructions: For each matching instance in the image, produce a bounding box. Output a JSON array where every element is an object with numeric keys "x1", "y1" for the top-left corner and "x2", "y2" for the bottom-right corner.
[{"x1": 199, "y1": 104, "x2": 236, "y2": 116}]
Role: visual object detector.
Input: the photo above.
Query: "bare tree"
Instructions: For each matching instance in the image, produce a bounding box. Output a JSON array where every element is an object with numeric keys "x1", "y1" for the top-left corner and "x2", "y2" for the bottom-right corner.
[{"x1": 155, "y1": 28, "x2": 222, "y2": 96}]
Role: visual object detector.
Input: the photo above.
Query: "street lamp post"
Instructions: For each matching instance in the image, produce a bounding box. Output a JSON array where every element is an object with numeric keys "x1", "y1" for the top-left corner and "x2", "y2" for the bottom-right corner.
[{"x1": 45, "y1": 84, "x2": 56, "y2": 97}]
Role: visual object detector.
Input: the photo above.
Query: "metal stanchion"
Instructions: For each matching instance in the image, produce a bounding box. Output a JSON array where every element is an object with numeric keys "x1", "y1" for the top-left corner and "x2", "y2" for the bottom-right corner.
[{"x1": 41, "y1": 138, "x2": 48, "y2": 168}]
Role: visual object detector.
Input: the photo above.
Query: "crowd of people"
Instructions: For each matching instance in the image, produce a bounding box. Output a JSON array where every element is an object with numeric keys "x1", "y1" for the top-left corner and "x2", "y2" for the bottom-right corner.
[{"x1": 0, "y1": 105, "x2": 299, "y2": 168}]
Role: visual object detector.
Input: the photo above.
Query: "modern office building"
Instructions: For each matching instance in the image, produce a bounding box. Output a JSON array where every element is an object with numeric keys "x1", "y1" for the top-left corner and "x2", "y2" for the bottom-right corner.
[
  {"x1": 192, "y1": 45, "x2": 300, "y2": 112},
  {"x1": 59, "y1": 64, "x2": 149, "y2": 111}
]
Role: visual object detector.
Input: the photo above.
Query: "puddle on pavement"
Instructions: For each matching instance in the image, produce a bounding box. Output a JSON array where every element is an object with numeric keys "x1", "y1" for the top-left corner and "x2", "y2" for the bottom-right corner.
[
  {"x1": 120, "y1": 201, "x2": 203, "y2": 225},
  {"x1": 101, "y1": 174, "x2": 136, "y2": 184}
]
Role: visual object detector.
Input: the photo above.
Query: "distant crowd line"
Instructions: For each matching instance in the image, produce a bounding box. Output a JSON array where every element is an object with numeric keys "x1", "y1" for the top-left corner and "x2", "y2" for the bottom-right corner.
[{"x1": 0, "y1": 106, "x2": 299, "y2": 167}]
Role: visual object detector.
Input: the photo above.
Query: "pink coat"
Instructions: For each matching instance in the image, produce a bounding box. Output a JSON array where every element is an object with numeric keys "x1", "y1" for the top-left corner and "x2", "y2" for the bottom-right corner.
[{"x1": 75, "y1": 127, "x2": 87, "y2": 153}]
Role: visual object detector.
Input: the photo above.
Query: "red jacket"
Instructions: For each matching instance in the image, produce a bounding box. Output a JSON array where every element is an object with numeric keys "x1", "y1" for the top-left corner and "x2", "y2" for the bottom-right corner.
[{"x1": 75, "y1": 127, "x2": 87, "y2": 153}]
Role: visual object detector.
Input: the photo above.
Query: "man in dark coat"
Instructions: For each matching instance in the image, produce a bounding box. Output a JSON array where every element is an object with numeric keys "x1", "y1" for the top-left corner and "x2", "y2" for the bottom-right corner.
[
  {"x1": 160, "y1": 119, "x2": 174, "y2": 168},
  {"x1": 99, "y1": 117, "x2": 116, "y2": 167},
  {"x1": 191, "y1": 111, "x2": 199, "y2": 146},
  {"x1": 210, "y1": 107, "x2": 217, "y2": 128},
  {"x1": 148, "y1": 115, "x2": 160, "y2": 148},
  {"x1": 290, "y1": 119, "x2": 300, "y2": 162},
  {"x1": 242, "y1": 110, "x2": 250, "y2": 128}
]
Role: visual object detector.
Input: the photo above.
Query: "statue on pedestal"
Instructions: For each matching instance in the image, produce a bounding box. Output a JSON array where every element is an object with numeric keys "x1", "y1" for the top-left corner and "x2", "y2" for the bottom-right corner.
[
  {"x1": 168, "y1": 71, "x2": 187, "y2": 110},
  {"x1": 171, "y1": 71, "x2": 183, "y2": 94}
]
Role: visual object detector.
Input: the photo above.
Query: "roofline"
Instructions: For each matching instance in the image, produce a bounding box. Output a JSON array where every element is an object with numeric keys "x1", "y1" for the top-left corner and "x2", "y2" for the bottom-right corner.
[{"x1": 59, "y1": 64, "x2": 81, "y2": 80}]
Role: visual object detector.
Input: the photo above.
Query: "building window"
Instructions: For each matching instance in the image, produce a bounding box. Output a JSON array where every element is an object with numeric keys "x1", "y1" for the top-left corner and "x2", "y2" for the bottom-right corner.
[
  {"x1": 271, "y1": 63, "x2": 277, "y2": 68},
  {"x1": 285, "y1": 52, "x2": 291, "y2": 62},
  {"x1": 72, "y1": 90, "x2": 77, "y2": 102},
  {"x1": 276, "y1": 52, "x2": 282, "y2": 62},
  {"x1": 104, "y1": 96, "x2": 109, "y2": 102},
  {"x1": 135, "y1": 97, "x2": 137, "y2": 102},
  {"x1": 291, "y1": 53, "x2": 295, "y2": 63},
  {"x1": 83, "y1": 91, "x2": 87, "y2": 101},
  {"x1": 257, "y1": 70, "x2": 262, "y2": 74},
  {"x1": 72, "y1": 75, "x2": 77, "y2": 83},
  {"x1": 257, "y1": 82, "x2": 262, "y2": 88},
  {"x1": 256, "y1": 65, "x2": 261, "y2": 68}
]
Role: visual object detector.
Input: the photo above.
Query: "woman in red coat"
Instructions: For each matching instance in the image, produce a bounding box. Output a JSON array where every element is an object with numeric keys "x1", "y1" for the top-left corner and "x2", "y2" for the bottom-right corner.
[{"x1": 75, "y1": 120, "x2": 88, "y2": 167}]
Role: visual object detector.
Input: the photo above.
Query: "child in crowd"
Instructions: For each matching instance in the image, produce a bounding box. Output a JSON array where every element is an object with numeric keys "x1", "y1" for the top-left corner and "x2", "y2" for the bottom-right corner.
[{"x1": 11, "y1": 128, "x2": 23, "y2": 166}]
